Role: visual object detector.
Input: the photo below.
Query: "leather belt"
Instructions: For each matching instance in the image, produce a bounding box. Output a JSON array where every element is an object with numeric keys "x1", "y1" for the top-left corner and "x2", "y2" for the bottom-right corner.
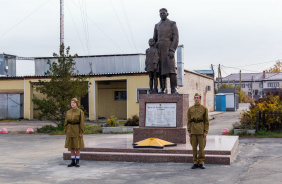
[
  {"x1": 191, "y1": 120, "x2": 203, "y2": 123},
  {"x1": 69, "y1": 122, "x2": 80, "y2": 125}
]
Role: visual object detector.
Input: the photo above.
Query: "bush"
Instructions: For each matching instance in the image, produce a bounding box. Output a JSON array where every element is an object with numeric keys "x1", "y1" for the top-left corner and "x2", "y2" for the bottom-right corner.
[
  {"x1": 239, "y1": 110, "x2": 256, "y2": 129},
  {"x1": 37, "y1": 124, "x2": 63, "y2": 133},
  {"x1": 107, "y1": 115, "x2": 118, "y2": 127},
  {"x1": 124, "y1": 115, "x2": 139, "y2": 126},
  {"x1": 240, "y1": 93, "x2": 282, "y2": 131}
]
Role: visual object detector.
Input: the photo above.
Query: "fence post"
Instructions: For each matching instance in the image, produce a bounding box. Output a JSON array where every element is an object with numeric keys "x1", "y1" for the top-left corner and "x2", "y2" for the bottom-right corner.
[
  {"x1": 278, "y1": 111, "x2": 282, "y2": 131},
  {"x1": 256, "y1": 111, "x2": 260, "y2": 132}
]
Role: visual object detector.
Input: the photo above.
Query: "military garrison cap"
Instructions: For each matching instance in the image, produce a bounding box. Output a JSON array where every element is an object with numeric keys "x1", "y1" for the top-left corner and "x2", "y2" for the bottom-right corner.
[
  {"x1": 194, "y1": 93, "x2": 201, "y2": 98},
  {"x1": 71, "y1": 98, "x2": 79, "y2": 106}
]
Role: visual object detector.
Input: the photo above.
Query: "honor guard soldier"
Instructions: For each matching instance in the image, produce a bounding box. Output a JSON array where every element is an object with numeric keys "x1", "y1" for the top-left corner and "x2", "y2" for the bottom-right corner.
[
  {"x1": 187, "y1": 93, "x2": 209, "y2": 169},
  {"x1": 64, "y1": 98, "x2": 85, "y2": 167}
]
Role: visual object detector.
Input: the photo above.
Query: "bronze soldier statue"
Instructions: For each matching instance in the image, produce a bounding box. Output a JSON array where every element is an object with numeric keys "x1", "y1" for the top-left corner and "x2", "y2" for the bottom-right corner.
[
  {"x1": 145, "y1": 38, "x2": 159, "y2": 94},
  {"x1": 153, "y1": 8, "x2": 179, "y2": 94}
]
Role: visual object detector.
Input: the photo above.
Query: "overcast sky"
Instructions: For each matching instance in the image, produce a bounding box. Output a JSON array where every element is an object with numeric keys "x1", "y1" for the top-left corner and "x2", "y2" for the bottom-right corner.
[{"x1": 1, "y1": 0, "x2": 282, "y2": 77}]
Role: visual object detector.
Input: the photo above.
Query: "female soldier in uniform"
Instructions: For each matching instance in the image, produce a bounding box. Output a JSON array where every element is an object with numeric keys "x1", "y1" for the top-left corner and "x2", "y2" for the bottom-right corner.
[{"x1": 64, "y1": 98, "x2": 85, "y2": 167}]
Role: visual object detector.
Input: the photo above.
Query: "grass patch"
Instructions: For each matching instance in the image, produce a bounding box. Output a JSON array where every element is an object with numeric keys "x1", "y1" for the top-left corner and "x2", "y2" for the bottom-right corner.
[
  {"x1": 84, "y1": 125, "x2": 101, "y2": 134},
  {"x1": 229, "y1": 129, "x2": 282, "y2": 138},
  {"x1": 0, "y1": 119, "x2": 24, "y2": 122}
]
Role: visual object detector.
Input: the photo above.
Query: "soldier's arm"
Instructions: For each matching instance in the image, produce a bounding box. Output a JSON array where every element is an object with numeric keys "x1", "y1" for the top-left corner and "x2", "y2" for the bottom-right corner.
[
  {"x1": 187, "y1": 108, "x2": 192, "y2": 133},
  {"x1": 79, "y1": 110, "x2": 85, "y2": 134},
  {"x1": 169, "y1": 22, "x2": 179, "y2": 52},
  {"x1": 204, "y1": 107, "x2": 209, "y2": 134}
]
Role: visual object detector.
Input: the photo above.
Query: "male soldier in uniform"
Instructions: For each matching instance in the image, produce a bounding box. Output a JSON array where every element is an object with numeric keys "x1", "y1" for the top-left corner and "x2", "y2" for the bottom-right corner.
[
  {"x1": 187, "y1": 93, "x2": 209, "y2": 169},
  {"x1": 145, "y1": 38, "x2": 159, "y2": 94},
  {"x1": 153, "y1": 8, "x2": 179, "y2": 94}
]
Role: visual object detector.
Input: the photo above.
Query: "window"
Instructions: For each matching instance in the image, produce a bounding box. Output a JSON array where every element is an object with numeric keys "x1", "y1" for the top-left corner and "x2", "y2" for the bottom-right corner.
[
  {"x1": 246, "y1": 83, "x2": 252, "y2": 88},
  {"x1": 267, "y1": 82, "x2": 279, "y2": 87},
  {"x1": 248, "y1": 92, "x2": 252, "y2": 96},
  {"x1": 241, "y1": 84, "x2": 245, "y2": 88},
  {"x1": 259, "y1": 83, "x2": 263, "y2": 88},
  {"x1": 114, "y1": 91, "x2": 127, "y2": 100},
  {"x1": 254, "y1": 90, "x2": 258, "y2": 96},
  {"x1": 259, "y1": 91, "x2": 262, "y2": 96},
  {"x1": 137, "y1": 88, "x2": 150, "y2": 102},
  {"x1": 235, "y1": 84, "x2": 240, "y2": 87}
]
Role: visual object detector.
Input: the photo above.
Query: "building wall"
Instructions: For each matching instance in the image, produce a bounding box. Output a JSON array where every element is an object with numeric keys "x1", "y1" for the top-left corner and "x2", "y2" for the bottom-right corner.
[
  {"x1": 0, "y1": 79, "x2": 24, "y2": 92},
  {"x1": 178, "y1": 71, "x2": 214, "y2": 111},
  {"x1": 88, "y1": 75, "x2": 149, "y2": 121},
  {"x1": 97, "y1": 81, "x2": 127, "y2": 119},
  {"x1": 0, "y1": 72, "x2": 215, "y2": 120}
]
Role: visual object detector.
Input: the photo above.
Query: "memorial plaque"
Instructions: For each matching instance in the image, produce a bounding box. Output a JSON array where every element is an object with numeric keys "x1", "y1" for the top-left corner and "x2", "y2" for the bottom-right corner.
[{"x1": 145, "y1": 103, "x2": 176, "y2": 127}]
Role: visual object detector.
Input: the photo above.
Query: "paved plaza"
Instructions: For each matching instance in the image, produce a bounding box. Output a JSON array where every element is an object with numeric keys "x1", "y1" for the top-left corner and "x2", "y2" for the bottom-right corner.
[{"x1": 0, "y1": 103, "x2": 282, "y2": 184}]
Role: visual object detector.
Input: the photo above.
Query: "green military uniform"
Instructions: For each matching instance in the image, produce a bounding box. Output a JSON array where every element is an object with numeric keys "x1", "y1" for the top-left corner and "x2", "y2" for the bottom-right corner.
[
  {"x1": 187, "y1": 99, "x2": 209, "y2": 165},
  {"x1": 64, "y1": 108, "x2": 85, "y2": 149}
]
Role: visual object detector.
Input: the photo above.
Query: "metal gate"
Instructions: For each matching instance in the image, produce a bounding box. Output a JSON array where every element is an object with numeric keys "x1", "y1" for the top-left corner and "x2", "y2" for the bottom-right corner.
[{"x1": 0, "y1": 93, "x2": 23, "y2": 119}]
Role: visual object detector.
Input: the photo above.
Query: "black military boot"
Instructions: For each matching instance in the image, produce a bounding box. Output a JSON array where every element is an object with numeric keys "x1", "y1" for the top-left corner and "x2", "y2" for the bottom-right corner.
[
  {"x1": 75, "y1": 159, "x2": 80, "y2": 167},
  {"x1": 68, "y1": 158, "x2": 75, "y2": 167},
  {"x1": 199, "y1": 164, "x2": 205, "y2": 169},
  {"x1": 191, "y1": 164, "x2": 198, "y2": 169}
]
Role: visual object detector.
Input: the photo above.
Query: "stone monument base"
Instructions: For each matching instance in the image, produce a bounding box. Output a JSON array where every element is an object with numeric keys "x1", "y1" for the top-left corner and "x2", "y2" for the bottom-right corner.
[
  {"x1": 63, "y1": 135, "x2": 239, "y2": 165},
  {"x1": 133, "y1": 127, "x2": 186, "y2": 144}
]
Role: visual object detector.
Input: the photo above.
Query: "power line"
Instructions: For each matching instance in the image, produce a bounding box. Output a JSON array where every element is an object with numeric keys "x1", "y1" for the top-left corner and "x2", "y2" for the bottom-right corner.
[
  {"x1": 0, "y1": 0, "x2": 51, "y2": 39},
  {"x1": 222, "y1": 65, "x2": 261, "y2": 73},
  {"x1": 79, "y1": 0, "x2": 91, "y2": 55},
  {"x1": 65, "y1": 0, "x2": 87, "y2": 55},
  {"x1": 108, "y1": 0, "x2": 134, "y2": 52},
  {"x1": 120, "y1": 0, "x2": 138, "y2": 52},
  {"x1": 70, "y1": 0, "x2": 125, "y2": 53}
]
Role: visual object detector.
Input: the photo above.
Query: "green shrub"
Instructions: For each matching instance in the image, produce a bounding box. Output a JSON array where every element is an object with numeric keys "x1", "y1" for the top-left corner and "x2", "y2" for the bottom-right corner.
[
  {"x1": 37, "y1": 124, "x2": 63, "y2": 133},
  {"x1": 239, "y1": 111, "x2": 256, "y2": 129},
  {"x1": 124, "y1": 115, "x2": 139, "y2": 126},
  {"x1": 240, "y1": 93, "x2": 282, "y2": 131}
]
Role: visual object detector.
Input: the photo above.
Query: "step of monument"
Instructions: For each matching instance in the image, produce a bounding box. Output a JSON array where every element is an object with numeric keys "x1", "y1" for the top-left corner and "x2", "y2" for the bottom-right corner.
[
  {"x1": 63, "y1": 151, "x2": 231, "y2": 165},
  {"x1": 80, "y1": 147, "x2": 232, "y2": 155}
]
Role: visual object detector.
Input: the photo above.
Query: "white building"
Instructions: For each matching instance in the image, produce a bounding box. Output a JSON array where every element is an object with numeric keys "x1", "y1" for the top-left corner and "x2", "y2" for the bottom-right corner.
[{"x1": 215, "y1": 71, "x2": 282, "y2": 99}]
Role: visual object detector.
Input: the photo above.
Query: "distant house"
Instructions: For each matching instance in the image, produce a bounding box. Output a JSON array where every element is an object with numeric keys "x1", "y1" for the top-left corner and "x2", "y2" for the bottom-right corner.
[{"x1": 215, "y1": 71, "x2": 282, "y2": 99}]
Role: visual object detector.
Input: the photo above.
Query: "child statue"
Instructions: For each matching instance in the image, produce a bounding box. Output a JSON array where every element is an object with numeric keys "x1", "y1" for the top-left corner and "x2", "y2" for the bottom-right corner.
[{"x1": 145, "y1": 38, "x2": 159, "y2": 94}]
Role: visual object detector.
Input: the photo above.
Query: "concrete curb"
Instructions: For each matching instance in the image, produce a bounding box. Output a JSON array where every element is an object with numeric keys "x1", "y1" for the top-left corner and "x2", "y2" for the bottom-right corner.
[{"x1": 101, "y1": 126, "x2": 138, "y2": 133}]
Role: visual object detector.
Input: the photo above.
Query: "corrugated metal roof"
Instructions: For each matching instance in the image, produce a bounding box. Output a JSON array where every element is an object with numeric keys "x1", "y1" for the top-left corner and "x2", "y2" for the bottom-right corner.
[
  {"x1": 34, "y1": 53, "x2": 145, "y2": 59},
  {"x1": 216, "y1": 72, "x2": 282, "y2": 82},
  {"x1": 0, "y1": 71, "x2": 148, "y2": 79},
  {"x1": 194, "y1": 70, "x2": 214, "y2": 74}
]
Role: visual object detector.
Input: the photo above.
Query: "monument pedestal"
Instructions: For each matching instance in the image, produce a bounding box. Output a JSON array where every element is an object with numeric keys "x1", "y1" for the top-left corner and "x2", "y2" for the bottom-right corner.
[{"x1": 133, "y1": 94, "x2": 189, "y2": 144}]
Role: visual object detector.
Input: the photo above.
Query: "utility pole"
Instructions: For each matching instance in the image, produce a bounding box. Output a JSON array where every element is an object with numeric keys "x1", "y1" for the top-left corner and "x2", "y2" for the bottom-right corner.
[
  {"x1": 219, "y1": 64, "x2": 223, "y2": 87},
  {"x1": 60, "y1": 0, "x2": 64, "y2": 47},
  {"x1": 251, "y1": 76, "x2": 253, "y2": 99},
  {"x1": 239, "y1": 70, "x2": 241, "y2": 91},
  {"x1": 217, "y1": 64, "x2": 220, "y2": 89}
]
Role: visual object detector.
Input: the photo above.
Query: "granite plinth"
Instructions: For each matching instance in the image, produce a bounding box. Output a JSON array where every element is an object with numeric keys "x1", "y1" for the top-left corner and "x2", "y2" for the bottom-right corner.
[
  {"x1": 63, "y1": 135, "x2": 239, "y2": 165},
  {"x1": 133, "y1": 127, "x2": 186, "y2": 144},
  {"x1": 138, "y1": 94, "x2": 189, "y2": 127},
  {"x1": 63, "y1": 152, "x2": 230, "y2": 165},
  {"x1": 135, "y1": 94, "x2": 189, "y2": 144}
]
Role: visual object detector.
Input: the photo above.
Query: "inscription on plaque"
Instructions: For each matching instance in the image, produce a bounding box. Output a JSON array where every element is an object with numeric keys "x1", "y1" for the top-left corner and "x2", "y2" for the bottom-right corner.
[{"x1": 145, "y1": 103, "x2": 176, "y2": 127}]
